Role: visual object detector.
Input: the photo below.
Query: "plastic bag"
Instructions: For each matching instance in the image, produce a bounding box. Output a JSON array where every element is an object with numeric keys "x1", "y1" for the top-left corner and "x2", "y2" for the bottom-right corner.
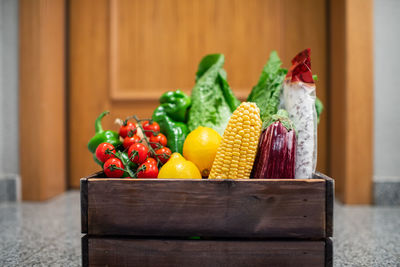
[{"x1": 282, "y1": 48, "x2": 317, "y2": 179}]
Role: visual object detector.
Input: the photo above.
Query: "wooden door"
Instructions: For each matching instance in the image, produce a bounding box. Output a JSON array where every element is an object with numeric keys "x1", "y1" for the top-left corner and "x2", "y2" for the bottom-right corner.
[{"x1": 68, "y1": 0, "x2": 328, "y2": 187}]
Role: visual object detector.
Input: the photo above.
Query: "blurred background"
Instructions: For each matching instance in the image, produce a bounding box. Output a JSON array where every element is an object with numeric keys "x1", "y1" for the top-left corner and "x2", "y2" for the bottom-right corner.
[{"x1": 0, "y1": 0, "x2": 398, "y2": 205}]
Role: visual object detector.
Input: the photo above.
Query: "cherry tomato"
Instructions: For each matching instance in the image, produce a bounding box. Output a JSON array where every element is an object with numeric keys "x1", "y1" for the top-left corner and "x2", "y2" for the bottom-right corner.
[
  {"x1": 128, "y1": 142, "x2": 148, "y2": 164},
  {"x1": 137, "y1": 159, "x2": 159, "y2": 178},
  {"x1": 103, "y1": 158, "x2": 125, "y2": 178},
  {"x1": 95, "y1": 143, "x2": 115, "y2": 163},
  {"x1": 119, "y1": 121, "x2": 137, "y2": 138},
  {"x1": 149, "y1": 133, "x2": 167, "y2": 149},
  {"x1": 123, "y1": 134, "x2": 141, "y2": 149},
  {"x1": 141, "y1": 121, "x2": 160, "y2": 137},
  {"x1": 155, "y1": 147, "x2": 172, "y2": 164},
  {"x1": 146, "y1": 157, "x2": 157, "y2": 165}
]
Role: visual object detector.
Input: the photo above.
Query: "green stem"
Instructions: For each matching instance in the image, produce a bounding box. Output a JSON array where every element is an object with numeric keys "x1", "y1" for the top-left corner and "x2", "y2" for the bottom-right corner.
[
  {"x1": 127, "y1": 128, "x2": 138, "y2": 137},
  {"x1": 95, "y1": 110, "x2": 109, "y2": 133},
  {"x1": 109, "y1": 164, "x2": 126, "y2": 173},
  {"x1": 148, "y1": 141, "x2": 163, "y2": 149},
  {"x1": 105, "y1": 148, "x2": 116, "y2": 155},
  {"x1": 125, "y1": 166, "x2": 135, "y2": 178},
  {"x1": 133, "y1": 115, "x2": 163, "y2": 167},
  {"x1": 158, "y1": 152, "x2": 170, "y2": 158},
  {"x1": 133, "y1": 165, "x2": 146, "y2": 177},
  {"x1": 109, "y1": 151, "x2": 136, "y2": 178},
  {"x1": 128, "y1": 150, "x2": 138, "y2": 161}
]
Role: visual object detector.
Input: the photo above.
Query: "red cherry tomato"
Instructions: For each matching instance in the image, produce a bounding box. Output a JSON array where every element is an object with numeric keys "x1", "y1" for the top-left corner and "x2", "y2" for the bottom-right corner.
[
  {"x1": 141, "y1": 121, "x2": 160, "y2": 137},
  {"x1": 149, "y1": 133, "x2": 167, "y2": 149},
  {"x1": 128, "y1": 143, "x2": 149, "y2": 164},
  {"x1": 123, "y1": 134, "x2": 141, "y2": 149},
  {"x1": 119, "y1": 121, "x2": 137, "y2": 138},
  {"x1": 103, "y1": 158, "x2": 125, "y2": 178},
  {"x1": 95, "y1": 143, "x2": 115, "y2": 163},
  {"x1": 155, "y1": 147, "x2": 172, "y2": 164},
  {"x1": 137, "y1": 160, "x2": 159, "y2": 178},
  {"x1": 146, "y1": 157, "x2": 157, "y2": 165}
]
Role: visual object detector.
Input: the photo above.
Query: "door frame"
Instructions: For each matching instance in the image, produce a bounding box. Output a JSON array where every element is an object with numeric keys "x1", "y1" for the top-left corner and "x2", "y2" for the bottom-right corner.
[{"x1": 19, "y1": 0, "x2": 67, "y2": 201}]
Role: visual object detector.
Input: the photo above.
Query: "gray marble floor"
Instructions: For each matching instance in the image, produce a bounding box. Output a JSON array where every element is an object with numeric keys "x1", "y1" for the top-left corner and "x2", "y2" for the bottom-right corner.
[{"x1": 0, "y1": 191, "x2": 399, "y2": 266}]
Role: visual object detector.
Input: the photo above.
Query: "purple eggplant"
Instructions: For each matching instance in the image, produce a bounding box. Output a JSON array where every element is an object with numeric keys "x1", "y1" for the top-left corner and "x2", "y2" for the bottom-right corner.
[{"x1": 251, "y1": 109, "x2": 296, "y2": 179}]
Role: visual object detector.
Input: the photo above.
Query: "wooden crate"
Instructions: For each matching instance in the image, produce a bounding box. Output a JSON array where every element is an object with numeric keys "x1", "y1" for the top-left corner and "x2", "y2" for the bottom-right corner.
[
  {"x1": 82, "y1": 236, "x2": 333, "y2": 267},
  {"x1": 81, "y1": 172, "x2": 334, "y2": 266}
]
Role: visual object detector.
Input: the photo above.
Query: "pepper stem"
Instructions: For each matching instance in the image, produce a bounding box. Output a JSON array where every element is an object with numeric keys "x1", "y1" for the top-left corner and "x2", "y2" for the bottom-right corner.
[{"x1": 95, "y1": 111, "x2": 110, "y2": 133}]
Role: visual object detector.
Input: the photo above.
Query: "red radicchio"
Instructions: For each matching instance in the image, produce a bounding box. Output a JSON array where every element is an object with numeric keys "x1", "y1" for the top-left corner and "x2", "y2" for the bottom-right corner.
[{"x1": 251, "y1": 110, "x2": 296, "y2": 179}]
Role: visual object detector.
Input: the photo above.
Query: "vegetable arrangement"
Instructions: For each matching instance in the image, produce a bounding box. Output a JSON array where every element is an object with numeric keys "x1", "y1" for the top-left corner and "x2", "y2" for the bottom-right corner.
[
  {"x1": 88, "y1": 113, "x2": 172, "y2": 178},
  {"x1": 88, "y1": 49, "x2": 322, "y2": 179}
]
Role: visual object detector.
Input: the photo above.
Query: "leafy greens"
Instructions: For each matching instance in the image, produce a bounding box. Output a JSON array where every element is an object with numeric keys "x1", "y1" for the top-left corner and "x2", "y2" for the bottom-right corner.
[
  {"x1": 188, "y1": 54, "x2": 240, "y2": 135},
  {"x1": 247, "y1": 51, "x2": 287, "y2": 124}
]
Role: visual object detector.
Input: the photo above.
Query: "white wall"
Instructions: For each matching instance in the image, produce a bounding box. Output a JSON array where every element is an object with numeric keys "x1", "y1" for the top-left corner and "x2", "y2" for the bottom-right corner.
[
  {"x1": 0, "y1": 0, "x2": 19, "y2": 176},
  {"x1": 374, "y1": 0, "x2": 400, "y2": 182}
]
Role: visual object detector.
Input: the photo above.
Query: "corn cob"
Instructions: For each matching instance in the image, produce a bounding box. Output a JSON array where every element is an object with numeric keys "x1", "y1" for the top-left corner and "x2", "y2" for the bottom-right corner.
[{"x1": 209, "y1": 102, "x2": 262, "y2": 179}]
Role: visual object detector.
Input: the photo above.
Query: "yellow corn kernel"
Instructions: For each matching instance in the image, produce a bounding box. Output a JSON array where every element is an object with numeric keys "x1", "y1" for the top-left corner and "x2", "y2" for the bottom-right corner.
[{"x1": 209, "y1": 102, "x2": 262, "y2": 179}]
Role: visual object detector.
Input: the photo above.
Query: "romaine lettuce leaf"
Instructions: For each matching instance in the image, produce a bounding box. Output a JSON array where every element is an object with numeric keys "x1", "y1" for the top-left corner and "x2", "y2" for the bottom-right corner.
[
  {"x1": 247, "y1": 51, "x2": 287, "y2": 123},
  {"x1": 188, "y1": 54, "x2": 240, "y2": 135}
]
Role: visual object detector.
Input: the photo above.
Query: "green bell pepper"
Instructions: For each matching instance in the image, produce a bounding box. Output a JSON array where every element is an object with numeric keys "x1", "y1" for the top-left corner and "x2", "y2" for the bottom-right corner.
[
  {"x1": 152, "y1": 90, "x2": 191, "y2": 154},
  {"x1": 93, "y1": 154, "x2": 103, "y2": 167},
  {"x1": 159, "y1": 90, "x2": 191, "y2": 122},
  {"x1": 87, "y1": 111, "x2": 122, "y2": 154}
]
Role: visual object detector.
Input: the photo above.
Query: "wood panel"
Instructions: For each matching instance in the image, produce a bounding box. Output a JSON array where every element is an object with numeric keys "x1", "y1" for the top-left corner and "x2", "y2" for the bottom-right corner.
[
  {"x1": 69, "y1": 0, "x2": 329, "y2": 187},
  {"x1": 110, "y1": 0, "x2": 281, "y2": 100},
  {"x1": 84, "y1": 177, "x2": 327, "y2": 238},
  {"x1": 83, "y1": 236, "x2": 327, "y2": 267},
  {"x1": 345, "y1": 0, "x2": 373, "y2": 203},
  {"x1": 19, "y1": 0, "x2": 66, "y2": 200},
  {"x1": 69, "y1": 0, "x2": 111, "y2": 188},
  {"x1": 330, "y1": 0, "x2": 373, "y2": 204},
  {"x1": 330, "y1": 0, "x2": 346, "y2": 204}
]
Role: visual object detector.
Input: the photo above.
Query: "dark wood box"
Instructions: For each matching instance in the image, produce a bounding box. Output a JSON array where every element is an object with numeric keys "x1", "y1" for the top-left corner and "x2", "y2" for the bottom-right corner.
[
  {"x1": 82, "y1": 236, "x2": 332, "y2": 267},
  {"x1": 81, "y1": 172, "x2": 334, "y2": 266}
]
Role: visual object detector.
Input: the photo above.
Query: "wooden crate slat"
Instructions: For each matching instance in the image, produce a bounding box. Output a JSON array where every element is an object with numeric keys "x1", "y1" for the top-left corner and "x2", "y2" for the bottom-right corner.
[
  {"x1": 326, "y1": 178, "x2": 334, "y2": 237},
  {"x1": 81, "y1": 235, "x2": 88, "y2": 267},
  {"x1": 313, "y1": 172, "x2": 334, "y2": 237},
  {"x1": 81, "y1": 171, "x2": 103, "y2": 234},
  {"x1": 325, "y1": 237, "x2": 333, "y2": 267},
  {"x1": 86, "y1": 178, "x2": 326, "y2": 238},
  {"x1": 80, "y1": 178, "x2": 88, "y2": 234},
  {"x1": 84, "y1": 236, "x2": 326, "y2": 267}
]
